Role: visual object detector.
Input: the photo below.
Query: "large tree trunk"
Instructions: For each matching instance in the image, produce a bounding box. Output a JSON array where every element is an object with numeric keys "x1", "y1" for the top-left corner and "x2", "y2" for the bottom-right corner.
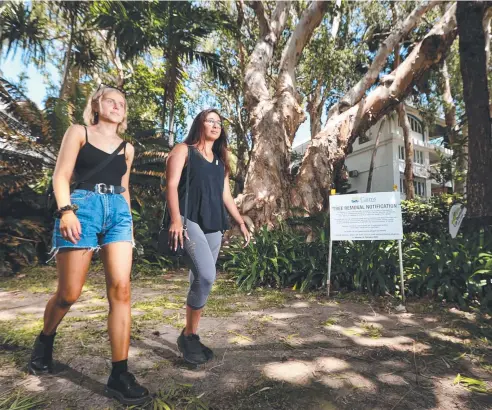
[
  {"x1": 457, "y1": 1, "x2": 492, "y2": 218},
  {"x1": 293, "y1": 4, "x2": 458, "y2": 213},
  {"x1": 238, "y1": 1, "x2": 329, "y2": 227},
  {"x1": 397, "y1": 103, "x2": 415, "y2": 199}
]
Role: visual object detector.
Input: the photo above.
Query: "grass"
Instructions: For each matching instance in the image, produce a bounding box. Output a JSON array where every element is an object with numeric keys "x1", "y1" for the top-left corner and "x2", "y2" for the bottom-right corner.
[
  {"x1": 0, "y1": 266, "x2": 58, "y2": 294},
  {"x1": 0, "y1": 316, "x2": 44, "y2": 348},
  {"x1": 453, "y1": 374, "x2": 490, "y2": 393},
  {"x1": 0, "y1": 388, "x2": 46, "y2": 410},
  {"x1": 361, "y1": 323, "x2": 382, "y2": 339},
  {"x1": 152, "y1": 382, "x2": 209, "y2": 410},
  {"x1": 203, "y1": 297, "x2": 241, "y2": 317},
  {"x1": 133, "y1": 296, "x2": 184, "y2": 311},
  {"x1": 322, "y1": 317, "x2": 339, "y2": 327},
  {"x1": 257, "y1": 290, "x2": 288, "y2": 308}
]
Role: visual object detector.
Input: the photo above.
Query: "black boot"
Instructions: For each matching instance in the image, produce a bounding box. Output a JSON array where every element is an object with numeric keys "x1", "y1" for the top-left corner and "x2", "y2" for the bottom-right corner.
[
  {"x1": 104, "y1": 371, "x2": 151, "y2": 406},
  {"x1": 28, "y1": 332, "x2": 55, "y2": 375},
  {"x1": 177, "y1": 329, "x2": 209, "y2": 365}
]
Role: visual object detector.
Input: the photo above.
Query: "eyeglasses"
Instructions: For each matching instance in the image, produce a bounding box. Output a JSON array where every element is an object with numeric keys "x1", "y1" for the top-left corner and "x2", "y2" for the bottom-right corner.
[
  {"x1": 204, "y1": 119, "x2": 223, "y2": 128},
  {"x1": 95, "y1": 83, "x2": 127, "y2": 96}
]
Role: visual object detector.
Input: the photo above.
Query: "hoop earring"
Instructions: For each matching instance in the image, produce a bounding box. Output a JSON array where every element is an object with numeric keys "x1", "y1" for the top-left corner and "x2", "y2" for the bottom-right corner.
[{"x1": 94, "y1": 111, "x2": 99, "y2": 124}]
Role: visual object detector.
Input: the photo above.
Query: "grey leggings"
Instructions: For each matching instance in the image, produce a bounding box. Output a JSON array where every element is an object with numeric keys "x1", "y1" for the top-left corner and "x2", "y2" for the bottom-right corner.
[{"x1": 182, "y1": 217, "x2": 223, "y2": 310}]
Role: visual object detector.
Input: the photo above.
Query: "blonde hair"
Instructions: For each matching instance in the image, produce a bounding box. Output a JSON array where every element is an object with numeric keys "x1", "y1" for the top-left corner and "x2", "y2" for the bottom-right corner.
[{"x1": 83, "y1": 86, "x2": 128, "y2": 134}]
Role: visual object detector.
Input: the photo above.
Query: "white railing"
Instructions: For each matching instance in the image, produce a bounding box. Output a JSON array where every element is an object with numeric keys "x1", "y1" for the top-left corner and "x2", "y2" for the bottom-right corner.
[{"x1": 391, "y1": 132, "x2": 453, "y2": 156}]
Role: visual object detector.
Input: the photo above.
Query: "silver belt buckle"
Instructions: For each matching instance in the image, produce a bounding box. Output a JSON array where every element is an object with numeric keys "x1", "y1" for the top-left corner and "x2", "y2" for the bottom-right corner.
[
  {"x1": 96, "y1": 183, "x2": 107, "y2": 194},
  {"x1": 95, "y1": 183, "x2": 115, "y2": 194}
]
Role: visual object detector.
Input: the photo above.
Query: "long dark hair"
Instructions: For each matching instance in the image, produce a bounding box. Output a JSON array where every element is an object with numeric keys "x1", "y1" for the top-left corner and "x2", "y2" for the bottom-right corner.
[{"x1": 184, "y1": 108, "x2": 231, "y2": 175}]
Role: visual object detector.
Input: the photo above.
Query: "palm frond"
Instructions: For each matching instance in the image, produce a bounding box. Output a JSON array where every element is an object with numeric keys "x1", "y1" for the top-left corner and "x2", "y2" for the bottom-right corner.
[{"x1": 0, "y1": 2, "x2": 47, "y2": 63}]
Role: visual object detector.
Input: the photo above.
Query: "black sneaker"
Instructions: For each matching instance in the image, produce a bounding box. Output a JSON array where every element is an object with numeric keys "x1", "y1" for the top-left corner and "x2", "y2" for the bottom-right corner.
[
  {"x1": 28, "y1": 334, "x2": 54, "y2": 375},
  {"x1": 104, "y1": 371, "x2": 151, "y2": 406},
  {"x1": 199, "y1": 339, "x2": 214, "y2": 362},
  {"x1": 177, "y1": 329, "x2": 208, "y2": 365}
]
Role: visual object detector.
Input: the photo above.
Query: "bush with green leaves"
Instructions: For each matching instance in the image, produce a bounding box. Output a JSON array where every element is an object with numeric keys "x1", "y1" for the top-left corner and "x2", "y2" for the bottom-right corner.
[{"x1": 222, "y1": 197, "x2": 492, "y2": 309}]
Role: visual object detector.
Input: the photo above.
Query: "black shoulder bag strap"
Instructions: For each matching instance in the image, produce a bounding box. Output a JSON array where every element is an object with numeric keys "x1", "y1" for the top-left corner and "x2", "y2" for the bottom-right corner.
[
  {"x1": 182, "y1": 145, "x2": 191, "y2": 231},
  {"x1": 162, "y1": 145, "x2": 191, "y2": 228},
  {"x1": 74, "y1": 140, "x2": 127, "y2": 187}
]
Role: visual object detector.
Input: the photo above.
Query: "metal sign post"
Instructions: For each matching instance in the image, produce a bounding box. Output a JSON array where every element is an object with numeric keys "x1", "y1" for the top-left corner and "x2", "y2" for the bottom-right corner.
[
  {"x1": 398, "y1": 239, "x2": 405, "y2": 303},
  {"x1": 327, "y1": 238, "x2": 333, "y2": 297}
]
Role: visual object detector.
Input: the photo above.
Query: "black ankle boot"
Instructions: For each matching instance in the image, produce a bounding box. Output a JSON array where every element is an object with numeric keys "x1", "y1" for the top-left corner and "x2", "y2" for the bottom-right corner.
[
  {"x1": 28, "y1": 332, "x2": 55, "y2": 375},
  {"x1": 104, "y1": 371, "x2": 151, "y2": 406}
]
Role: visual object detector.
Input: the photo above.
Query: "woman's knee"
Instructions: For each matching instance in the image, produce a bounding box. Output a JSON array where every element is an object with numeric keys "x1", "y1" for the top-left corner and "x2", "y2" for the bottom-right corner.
[
  {"x1": 197, "y1": 269, "x2": 216, "y2": 293},
  {"x1": 55, "y1": 289, "x2": 81, "y2": 308},
  {"x1": 107, "y1": 281, "x2": 131, "y2": 304}
]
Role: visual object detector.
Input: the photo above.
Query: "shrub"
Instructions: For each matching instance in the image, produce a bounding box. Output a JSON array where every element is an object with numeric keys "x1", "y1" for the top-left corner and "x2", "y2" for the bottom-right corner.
[{"x1": 222, "y1": 195, "x2": 492, "y2": 309}]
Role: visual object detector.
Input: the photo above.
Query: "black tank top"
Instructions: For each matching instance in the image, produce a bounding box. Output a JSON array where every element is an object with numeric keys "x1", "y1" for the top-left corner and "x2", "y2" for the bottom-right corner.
[
  {"x1": 178, "y1": 146, "x2": 229, "y2": 232},
  {"x1": 74, "y1": 126, "x2": 127, "y2": 186}
]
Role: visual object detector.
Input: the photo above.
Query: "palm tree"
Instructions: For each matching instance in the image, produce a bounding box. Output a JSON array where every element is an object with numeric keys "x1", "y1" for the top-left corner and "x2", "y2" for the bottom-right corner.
[
  {"x1": 94, "y1": 0, "x2": 234, "y2": 146},
  {"x1": 156, "y1": 1, "x2": 233, "y2": 146},
  {"x1": 0, "y1": 2, "x2": 47, "y2": 65},
  {"x1": 47, "y1": 1, "x2": 93, "y2": 99},
  {"x1": 0, "y1": 77, "x2": 64, "y2": 272}
]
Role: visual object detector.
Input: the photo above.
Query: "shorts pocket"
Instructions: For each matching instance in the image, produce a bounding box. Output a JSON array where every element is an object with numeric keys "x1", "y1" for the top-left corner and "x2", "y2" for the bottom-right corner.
[
  {"x1": 70, "y1": 189, "x2": 93, "y2": 201},
  {"x1": 114, "y1": 194, "x2": 132, "y2": 216}
]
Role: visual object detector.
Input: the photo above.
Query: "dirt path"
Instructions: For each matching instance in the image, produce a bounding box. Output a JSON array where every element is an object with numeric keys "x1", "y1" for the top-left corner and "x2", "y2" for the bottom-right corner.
[{"x1": 1, "y1": 266, "x2": 491, "y2": 409}]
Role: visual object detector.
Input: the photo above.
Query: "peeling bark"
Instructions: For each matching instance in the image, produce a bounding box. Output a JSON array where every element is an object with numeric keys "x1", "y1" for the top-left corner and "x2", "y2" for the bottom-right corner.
[
  {"x1": 307, "y1": 82, "x2": 323, "y2": 138},
  {"x1": 294, "y1": 4, "x2": 458, "y2": 213},
  {"x1": 238, "y1": 1, "x2": 329, "y2": 227}
]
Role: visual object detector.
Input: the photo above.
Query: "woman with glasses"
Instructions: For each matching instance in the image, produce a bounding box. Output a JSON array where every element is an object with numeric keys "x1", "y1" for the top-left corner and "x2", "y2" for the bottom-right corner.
[
  {"x1": 166, "y1": 109, "x2": 250, "y2": 365},
  {"x1": 28, "y1": 84, "x2": 150, "y2": 406}
]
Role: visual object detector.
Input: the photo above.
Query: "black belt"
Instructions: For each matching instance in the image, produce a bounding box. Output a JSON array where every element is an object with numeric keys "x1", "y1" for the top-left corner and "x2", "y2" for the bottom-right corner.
[{"x1": 76, "y1": 183, "x2": 126, "y2": 194}]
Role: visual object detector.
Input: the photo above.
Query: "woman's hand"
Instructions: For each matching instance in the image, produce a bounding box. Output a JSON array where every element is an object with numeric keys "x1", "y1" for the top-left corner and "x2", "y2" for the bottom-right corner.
[
  {"x1": 240, "y1": 223, "x2": 251, "y2": 248},
  {"x1": 59, "y1": 211, "x2": 82, "y2": 244},
  {"x1": 168, "y1": 219, "x2": 186, "y2": 251}
]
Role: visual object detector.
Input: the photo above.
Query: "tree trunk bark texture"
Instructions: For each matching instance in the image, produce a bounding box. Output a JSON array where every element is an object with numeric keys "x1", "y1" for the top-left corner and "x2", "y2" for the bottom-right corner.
[{"x1": 457, "y1": 1, "x2": 492, "y2": 218}]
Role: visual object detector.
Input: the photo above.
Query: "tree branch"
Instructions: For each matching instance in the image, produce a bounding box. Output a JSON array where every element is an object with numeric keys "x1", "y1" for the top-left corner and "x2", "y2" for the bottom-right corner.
[
  {"x1": 277, "y1": 1, "x2": 329, "y2": 95},
  {"x1": 247, "y1": 1, "x2": 271, "y2": 38},
  {"x1": 244, "y1": 1, "x2": 292, "y2": 104},
  {"x1": 293, "y1": 3, "x2": 458, "y2": 213},
  {"x1": 270, "y1": 1, "x2": 291, "y2": 39},
  {"x1": 328, "y1": 0, "x2": 440, "y2": 118}
]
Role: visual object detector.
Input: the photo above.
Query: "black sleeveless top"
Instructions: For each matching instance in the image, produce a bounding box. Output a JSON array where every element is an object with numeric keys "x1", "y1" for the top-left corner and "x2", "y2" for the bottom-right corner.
[
  {"x1": 178, "y1": 146, "x2": 229, "y2": 232},
  {"x1": 74, "y1": 126, "x2": 127, "y2": 186}
]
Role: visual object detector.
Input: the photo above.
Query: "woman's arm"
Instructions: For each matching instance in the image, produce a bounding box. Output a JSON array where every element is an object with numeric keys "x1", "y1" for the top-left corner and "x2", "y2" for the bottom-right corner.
[
  {"x1": 121, "y1": 143, "x2": 134, "y2": 207},
  {"x1": 165, "y1": 143, "x2": 189, "y2": 250},
  {"x1": 52, "y1": 124, "x2": 85, "y2": 243},
  {"x1": 53, "y1": 124, "x2": 84, "y2": 209},
  {"x1": 223, "y1": 171, "x2": 251, "y2": 247},
  {"x1": 121, "y1": 142, "x2": 134, "y2": 239}
]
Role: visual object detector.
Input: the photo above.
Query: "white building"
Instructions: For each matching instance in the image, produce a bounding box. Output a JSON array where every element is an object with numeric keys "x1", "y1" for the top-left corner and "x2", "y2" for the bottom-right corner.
[{"x1": 293, "y1": 105, "x2": 453, "y2": 198}]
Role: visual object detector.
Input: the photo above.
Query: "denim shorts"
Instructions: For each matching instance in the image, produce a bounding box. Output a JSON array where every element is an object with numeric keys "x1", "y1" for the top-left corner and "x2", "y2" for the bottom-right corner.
[{"x1": 50, "y1": 189, "x2": 133, "y2": 257}]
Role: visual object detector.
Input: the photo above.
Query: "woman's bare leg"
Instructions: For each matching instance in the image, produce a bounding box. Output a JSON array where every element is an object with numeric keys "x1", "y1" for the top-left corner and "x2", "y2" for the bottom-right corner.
[
  {"x1": 43, "y1": 249, "x2": 93, "y2": 335},
  {"x1": 101, "y1": 242, "x2": 132, "y2": 361}
]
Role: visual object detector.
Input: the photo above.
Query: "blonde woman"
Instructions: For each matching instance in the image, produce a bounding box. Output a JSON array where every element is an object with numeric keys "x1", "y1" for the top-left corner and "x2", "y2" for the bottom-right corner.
[{"x1": 28, "y1": 85, "x2": 150, "y2": 406}]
